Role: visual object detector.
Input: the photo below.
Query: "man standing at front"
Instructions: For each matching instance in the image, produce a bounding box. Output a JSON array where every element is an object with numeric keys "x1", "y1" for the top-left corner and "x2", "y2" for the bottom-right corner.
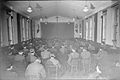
[{"x1": 25, "y1": 58, "x2": 46, "y2": 80}]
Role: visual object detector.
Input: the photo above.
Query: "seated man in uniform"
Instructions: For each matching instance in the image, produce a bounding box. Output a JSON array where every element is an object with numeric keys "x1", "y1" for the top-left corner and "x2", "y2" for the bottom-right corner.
[
  {"x1": 41, "y1": 49, "x2": 51, "y2": 65},
  {"x1": 67, "y1": 47, "x2": 79, "y2": 73},
  {"x1": 14, "y1": 51, "x2": 25, "y2": 62},
  {"x1": 59, "y1": 45, "x2": 67, "y2": 54},
  {"x1": 39, "y1": 45, "x2": 45, "y2": 52},
  {"x1": 26, "y1": 48, "x2": 37, "y2": 65},
  {"x1": 81, "y1": 48, "x2": 91, "y2": 74},
  {"x1": 25, "y1": 58, "x2": 46, "y2": 80},
  {"x1": 41, "y1": 49, "x2": 51, "y2": 60},
  {"x1": 8, "y1": 45, "x2": 18, "y2": 55},
  {"x1": 23, "y1": 46, "x2": 29, "y2": 56},
  {"x1": 48, "y1": 54, "x2": 61, "y2": 68},
  {"x1": 67, "y1": 47, "x2": 79, "y2": 65}
]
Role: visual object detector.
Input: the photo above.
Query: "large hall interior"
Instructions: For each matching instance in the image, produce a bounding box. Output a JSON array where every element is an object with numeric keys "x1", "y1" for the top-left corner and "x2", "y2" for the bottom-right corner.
[{"x1": 0, "y1": 0, "x2": 120, "y2": 80}]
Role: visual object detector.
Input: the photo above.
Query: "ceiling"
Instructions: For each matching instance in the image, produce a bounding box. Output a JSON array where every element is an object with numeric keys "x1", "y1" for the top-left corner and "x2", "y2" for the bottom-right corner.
[{"x1": 6, "y1": 0, "x2": 117, "y2": 20}]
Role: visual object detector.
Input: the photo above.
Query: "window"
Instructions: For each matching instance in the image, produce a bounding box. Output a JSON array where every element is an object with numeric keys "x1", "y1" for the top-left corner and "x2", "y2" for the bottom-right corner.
[
  {"x1": 89, "y1": 17, "x2": 94, "y2": 40},
  {"x1": 113, "y1": 6, "x2": 119, "y2": 47},
  {"x1": 85, "y1": 16, "x2": 95, "y2": 41},
  {"x1": 7, "y1": 11, "x2": 14, "y2": 45},
  {"x1": 85, "y1": 19, "x2": 89, "y2": 40},
  {"x1": 101, "y1": 10, "x2": 107, "y2": 44}
]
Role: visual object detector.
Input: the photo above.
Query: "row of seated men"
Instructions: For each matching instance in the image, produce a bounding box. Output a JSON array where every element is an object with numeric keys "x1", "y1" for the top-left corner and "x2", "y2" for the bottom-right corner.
[{"x1": 0, "y1": 38, "x2": 120, "y2": 80}]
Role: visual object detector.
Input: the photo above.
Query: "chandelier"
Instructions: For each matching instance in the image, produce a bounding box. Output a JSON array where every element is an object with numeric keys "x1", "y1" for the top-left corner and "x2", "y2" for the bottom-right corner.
[
  {"x1": 83, "y1": 1, "x2": 95, "y2": 12},
  {"x1": 27, "y1": 2, "x2": 33, "y2": 13}
]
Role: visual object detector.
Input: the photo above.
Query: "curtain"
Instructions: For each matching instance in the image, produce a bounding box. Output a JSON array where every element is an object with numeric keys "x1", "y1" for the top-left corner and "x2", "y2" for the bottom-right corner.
[
  {"x1": 97, "y1": 11, "x2": 102, "y2": 43},
  {"x1": 83, "y1": 20, "x2": 86, "y2": 39},
  {"x1": 8, "y1": 13, "x2": 13, "y2": 45},
  {"x1": 106, "y1": 7, "x2": 115, "y2": 45},
  {"x1": 85, "y1": 19, "x2": 89, "y2": 40},
  {"x1": 113, "y1": 6, "x2": 120, "y2": 47},
  {"x1": 28, "y1": 20, "x2": 31, "y2": 40},
  {"x1": 92, "y1": 16, "x2": 95, "y2": 41},
  {"x1": 12, "y1": 12, "x2": 18, "y2": 44},
  {"x1": 89, "y1": 17, "x2": 93, "y2": 40},
  {"x1": 22, "y1": 18, "x2": 25, "y2": 41},
  {"x1": 116, "y1": 7, "x2": 120, "y2": 47},
  {"x1": 26, "y1": 19, "x2": 29, "y2": 40},
  {"x1": 99, "y1": 10, "x2": 107, "y2": 44}
]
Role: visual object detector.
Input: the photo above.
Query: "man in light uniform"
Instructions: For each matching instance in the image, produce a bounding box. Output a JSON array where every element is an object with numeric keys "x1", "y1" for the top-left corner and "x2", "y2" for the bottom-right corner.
[
  {"x1": 49, "y1": 54, "x2": 61, "y2": 68},
  {"x1": 81, "y1": 48, "x2": 91, "y2": 74},
  {"x1": 41, "y1": 49, "x2": 51, "y2": 60},
  {"x1": 14, "y1": 51, "x2": 25, "y2": 62},
  {"x1": 26, "y1": 48, "x2": 37, "y2": 65},
  {"x1": 25, "y1": 58, "x2": 46, "y2": 80},
  {"x1": 67, "y1": 48, "x2": 79, "y2": 73}
]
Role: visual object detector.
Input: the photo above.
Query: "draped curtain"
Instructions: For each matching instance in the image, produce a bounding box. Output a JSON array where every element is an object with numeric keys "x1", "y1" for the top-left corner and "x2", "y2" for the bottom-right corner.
[
  {"x1": 97, "y1": 11, "x2": 102, "y2": 43},
  {"x1": 28, "y1": 20, "x2": 32, "y2": 40},
  {"x1": 19, "y1": 16, "x2": 31, "y2": 41},
  {"x1": 101, "y1": 10, "x2": 107, "y2": 43},
  {"x1": 113, "y1": 6, "x2": 120, "y2": 47},
  {"x1": 106, "y1": 7, "x2": 115, "y2": 45},
  {"x1": 7, "y1": 11, "x2": 14, "y2": 45},
  {"x1": 85, "y1": 19, "x2": 89, "y2": 40}
]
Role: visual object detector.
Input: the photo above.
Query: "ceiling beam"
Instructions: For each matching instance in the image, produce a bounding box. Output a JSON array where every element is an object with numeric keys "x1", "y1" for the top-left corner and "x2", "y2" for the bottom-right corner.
[{"x1": 5, "y1": 0, "x2": 118, "y2": 1}]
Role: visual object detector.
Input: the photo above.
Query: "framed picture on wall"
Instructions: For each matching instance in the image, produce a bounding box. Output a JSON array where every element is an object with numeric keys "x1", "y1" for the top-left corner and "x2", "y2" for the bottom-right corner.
[{"x1": 74, "y1": 22, "x2": 80, "y2": 38}]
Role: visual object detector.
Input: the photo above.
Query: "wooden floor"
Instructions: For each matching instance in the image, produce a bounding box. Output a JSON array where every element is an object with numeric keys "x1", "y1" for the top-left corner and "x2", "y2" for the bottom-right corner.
[{"x1": 0, "y1": 43, "x2": 120, "y2": 80}]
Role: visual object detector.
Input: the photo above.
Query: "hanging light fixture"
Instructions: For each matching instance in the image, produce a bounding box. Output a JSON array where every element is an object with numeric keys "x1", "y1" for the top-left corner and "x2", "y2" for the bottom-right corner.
[
  {"x1": 83, "y1": 0, "x2": 88, "y2": 12},
  {"x1": 40, "y1": 18, "x2": 43, "y2": 22},
  {"x1": 83, "y1": 1, "x2": 95, "y2": 12},
  {"x1": 83, "y1": 5, "x2": 89, "y2": 12},
  {"x1": 73, "y1": 17, "x2": 75, "y2": 21},
  {"x1": 27, "y1": 1, "x2": 33, "y2": 13},
  {"x1": 90, "y1": 3, "x2": 95, "y2": 9}
]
